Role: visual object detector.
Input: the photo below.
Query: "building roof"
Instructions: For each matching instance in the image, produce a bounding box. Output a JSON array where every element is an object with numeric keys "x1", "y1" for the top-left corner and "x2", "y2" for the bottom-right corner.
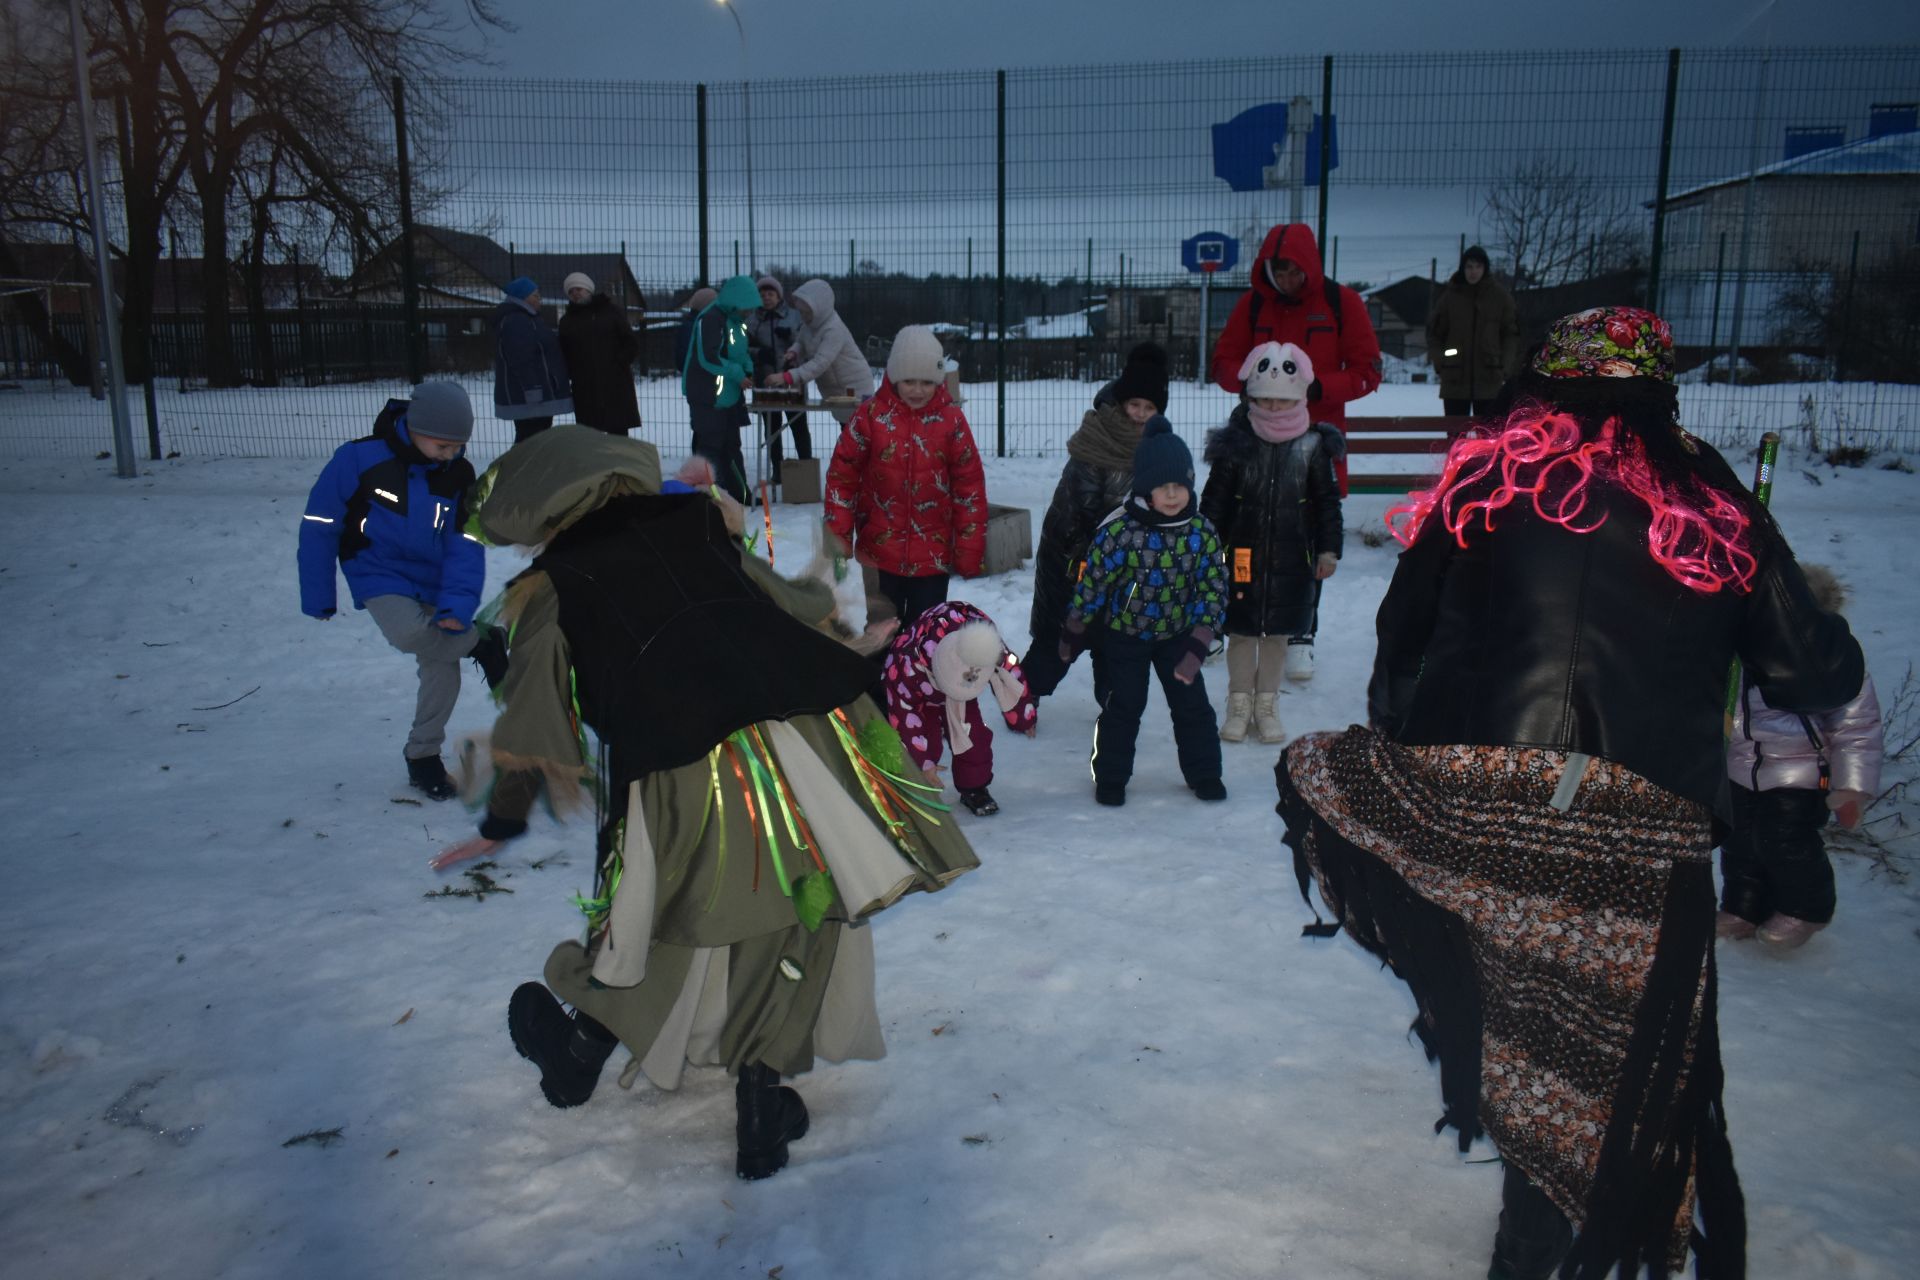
[
  {"x1": 355, "y1": 226, "x2": 644, "y2": 305},
  {"x1": 1665, "y1": 131, "x2": 1920, "y2": 204}
]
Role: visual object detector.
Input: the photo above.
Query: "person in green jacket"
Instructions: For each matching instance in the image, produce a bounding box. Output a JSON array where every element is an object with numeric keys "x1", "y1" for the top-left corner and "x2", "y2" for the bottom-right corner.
[
  {"x1": 682, "y1": 274, "x2": 760, "y2": 502},
  {"x1": 433, "y1": 426, "x2": 979, "y2": 1182}
]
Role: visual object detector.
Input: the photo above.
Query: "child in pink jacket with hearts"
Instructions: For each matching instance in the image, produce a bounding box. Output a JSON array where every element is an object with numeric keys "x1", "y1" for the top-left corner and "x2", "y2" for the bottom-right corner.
[{"x1": 881, "y1": 602, "x2": 1036, "y2": 816}]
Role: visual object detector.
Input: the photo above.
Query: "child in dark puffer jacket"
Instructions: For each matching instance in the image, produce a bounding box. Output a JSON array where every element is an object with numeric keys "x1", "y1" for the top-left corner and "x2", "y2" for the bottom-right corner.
[
  {"x1": 1720, "y1": 562, "x2": 1882, "y2": 948},
  {"x1": 1059, "y1": 417, "x2": 1228, "y2": 807}
]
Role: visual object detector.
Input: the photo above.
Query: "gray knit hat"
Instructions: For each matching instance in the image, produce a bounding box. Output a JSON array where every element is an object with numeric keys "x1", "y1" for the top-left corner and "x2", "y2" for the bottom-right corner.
[{"x1": 407, "y1": 381, "x2": 474, "y2": 443}]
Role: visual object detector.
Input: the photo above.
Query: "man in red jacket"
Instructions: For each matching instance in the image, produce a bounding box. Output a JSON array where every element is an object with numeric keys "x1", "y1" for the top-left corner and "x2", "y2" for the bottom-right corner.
[
  {"x1": 1209, "y1": 222, "x2": 1380, "y2": 679},
  {"x1": 1210, "y1": 222, "x2": 1382, "y2": 493}
]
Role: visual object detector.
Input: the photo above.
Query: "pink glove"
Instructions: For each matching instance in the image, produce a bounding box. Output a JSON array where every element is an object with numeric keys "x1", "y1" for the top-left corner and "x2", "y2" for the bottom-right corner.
[
  {"x1": 1172, "y1": 626, "x2": 1216, "y2": 685},
  {"x1": 1058, "y1": 616, "x2": 1089, "y2": 665},
  {"x1": 1828, "y1": 789, "x2": 1871, "y2": 830}
]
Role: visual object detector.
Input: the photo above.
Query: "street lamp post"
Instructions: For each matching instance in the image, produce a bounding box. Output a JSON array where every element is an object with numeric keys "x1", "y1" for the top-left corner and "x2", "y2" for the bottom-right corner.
[{"x1": 718, "y1": 0, "x2": 756, "y2": 274}]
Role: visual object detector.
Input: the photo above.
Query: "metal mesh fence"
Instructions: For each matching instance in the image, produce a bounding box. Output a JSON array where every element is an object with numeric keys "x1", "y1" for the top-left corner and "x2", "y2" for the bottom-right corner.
[{"x1": 4, "y1": 46, "x2": 1916, "y2": 464}]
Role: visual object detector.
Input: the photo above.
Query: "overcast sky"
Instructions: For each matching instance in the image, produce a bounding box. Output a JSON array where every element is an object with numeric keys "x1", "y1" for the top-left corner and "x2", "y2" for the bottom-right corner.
[{"x1": 468, "y1": 0, "x2": 1920, "y2": 82}]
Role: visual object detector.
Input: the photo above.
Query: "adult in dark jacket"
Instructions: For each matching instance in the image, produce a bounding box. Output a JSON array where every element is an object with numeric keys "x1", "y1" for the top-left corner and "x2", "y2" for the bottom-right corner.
[
  {"x1": 1019, "y1": 342, "x2": 1168, "y2": 703},
  {"x1": 558, "y1": 271, "x2": 641, "y2": 434},
  {"x1": 1209, "y1": 222, "x2": 1381, "y2": 496},
  {"x1": 1199, "y1": 340, "x2": 1342, "y2": 745},
  {"x1": 749, "y1": 276, "x2": 811, "y2": 482},
  {"x1": 1425, "y1": 245, "x2": 1518, "y2": 416},
  {"x1": 1277, "y1": 307, "x2": 1864, "y2": 1280},
  {"x1": 298, "y1": 382, "x2": 504, "y2": 798},
  {"x1": 681, "y1": 275, "x2": 758, "y2": 503},
  {"x1": 493, "y1": 276, "x2": 574, "y2": 443}
]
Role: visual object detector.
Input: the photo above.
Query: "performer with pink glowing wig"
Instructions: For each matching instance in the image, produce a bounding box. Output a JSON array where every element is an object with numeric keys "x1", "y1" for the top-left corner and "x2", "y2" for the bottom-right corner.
[{"x1": 1275, "y1": 307, "x2": 1865, "y2": 1280}]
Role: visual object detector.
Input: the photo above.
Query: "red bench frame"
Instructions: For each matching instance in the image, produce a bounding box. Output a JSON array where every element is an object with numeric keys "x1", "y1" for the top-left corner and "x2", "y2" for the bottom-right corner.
[{"x1": 1344, "y1": 415, "x2": 1471, "y2": 495}]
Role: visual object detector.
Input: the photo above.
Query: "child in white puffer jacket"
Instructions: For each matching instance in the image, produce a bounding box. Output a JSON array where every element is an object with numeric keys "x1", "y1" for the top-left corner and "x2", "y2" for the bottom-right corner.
[{"x1": 1720, "y1": 563, "x2": 1882, "y2": 948}]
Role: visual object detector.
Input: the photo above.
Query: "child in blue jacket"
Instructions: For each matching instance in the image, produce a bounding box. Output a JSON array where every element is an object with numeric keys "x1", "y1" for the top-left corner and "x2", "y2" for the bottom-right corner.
[{"x1": 297, "y1": 381, "x2": 505, "y2": 798}]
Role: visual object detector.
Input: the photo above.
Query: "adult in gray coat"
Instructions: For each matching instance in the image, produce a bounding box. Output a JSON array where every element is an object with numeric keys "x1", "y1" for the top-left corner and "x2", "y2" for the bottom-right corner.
[
  {"x1": 764, "y1": 279, "x2": 873, "y2": 410},
  {"x1": 1424, "y1": 246, "x2": 1517, "y2": 417},
  {"x1": 494, "y1": 276, "x2": 574, "y2": 444}
]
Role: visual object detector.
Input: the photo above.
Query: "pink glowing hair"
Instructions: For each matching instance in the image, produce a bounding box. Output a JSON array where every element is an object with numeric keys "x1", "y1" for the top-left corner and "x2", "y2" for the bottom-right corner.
[{"x1": 1385, "y1": 407, "x2": 1759, "y2": 594}]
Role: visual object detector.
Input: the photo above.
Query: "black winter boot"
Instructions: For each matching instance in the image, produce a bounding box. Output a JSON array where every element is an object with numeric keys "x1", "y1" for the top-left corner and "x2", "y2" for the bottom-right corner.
[
  {"x1": 1487, "y1": 1162, "x2": 1574, "y2": 1280},
  {"x1": 469, "y1": 625, "x2": 510, "y2": 691},
  {"x1": 507, "y1": 982, "x2": 619, "y2": 1109},
  {"x1": 958, "y1": 787, "x2": 999, "y2": 816},
  {"x1": 406, "y1": 753, "x2": 457, "y2": 801},
  {"x1": 735, "y1": 1061, "x2": 810, "y2": 1180}
]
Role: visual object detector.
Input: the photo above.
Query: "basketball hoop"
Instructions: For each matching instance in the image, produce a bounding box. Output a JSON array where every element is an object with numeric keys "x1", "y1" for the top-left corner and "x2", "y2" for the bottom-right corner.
[{"x1": 1199, "y1": 261, "x2": 1221, "y2": 274}]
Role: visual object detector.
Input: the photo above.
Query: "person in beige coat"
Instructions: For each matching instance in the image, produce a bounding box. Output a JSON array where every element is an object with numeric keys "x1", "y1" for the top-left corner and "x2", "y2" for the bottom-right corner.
[{"x1": 766, "y1": 279, "x2": 874, "y2": 408}]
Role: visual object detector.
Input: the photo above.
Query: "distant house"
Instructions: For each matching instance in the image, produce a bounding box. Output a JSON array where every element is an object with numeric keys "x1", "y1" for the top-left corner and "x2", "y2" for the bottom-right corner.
[
  {"x1": 0, "y1": 240, "x2": 98, "y2": 315},
  {"x1": 1655, "y1": 103, "x2": 1920, "y2": 344},
  {"x1": 1361, "y1": 276, "x2": 1437, "y2": 361},
  {"x1": 347, "y1": 226, "x2": 646, "y2": 312}
]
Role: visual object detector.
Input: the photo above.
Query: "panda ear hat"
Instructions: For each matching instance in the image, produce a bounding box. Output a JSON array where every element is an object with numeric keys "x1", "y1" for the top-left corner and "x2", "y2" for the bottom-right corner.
[{"x1": 1237, "y1": 341, "x2": 1315, "y2": 400}]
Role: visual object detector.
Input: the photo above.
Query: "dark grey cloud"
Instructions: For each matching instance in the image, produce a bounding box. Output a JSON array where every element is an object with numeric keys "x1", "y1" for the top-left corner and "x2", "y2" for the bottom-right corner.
[{"x1": 468, "y1": 0, "x2": 1920, "y2": 82}]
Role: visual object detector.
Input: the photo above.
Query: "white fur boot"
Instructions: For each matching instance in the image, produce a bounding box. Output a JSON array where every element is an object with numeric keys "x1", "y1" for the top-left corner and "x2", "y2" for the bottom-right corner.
[
  {"x1": 1254, "y1": 693, "x2": 1286, "y2": 744},
  {"x1": 1220, "y1": 692, "x2": 1253, "y2": 742}
]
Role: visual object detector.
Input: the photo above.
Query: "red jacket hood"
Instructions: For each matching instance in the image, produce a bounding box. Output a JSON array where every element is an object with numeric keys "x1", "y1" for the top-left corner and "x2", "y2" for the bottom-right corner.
[{"x1": 1252, "y1": 223, "x2": 1325, "y2": 303}]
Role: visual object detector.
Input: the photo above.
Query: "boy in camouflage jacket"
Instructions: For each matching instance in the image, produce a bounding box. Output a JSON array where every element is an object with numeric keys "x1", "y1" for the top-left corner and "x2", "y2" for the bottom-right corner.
[{"x1": 1059, "y1": 416, "x2": 1228, "y2": 806}]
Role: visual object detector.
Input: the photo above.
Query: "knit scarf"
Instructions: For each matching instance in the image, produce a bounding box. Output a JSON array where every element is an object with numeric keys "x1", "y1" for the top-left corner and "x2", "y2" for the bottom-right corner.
[
  {"x1": 1248, "y1": 401, "x2": 1310, "y2": 443},
  {"x1": 1067, "y1": 401, "x2": 1144, "y2": 471}
]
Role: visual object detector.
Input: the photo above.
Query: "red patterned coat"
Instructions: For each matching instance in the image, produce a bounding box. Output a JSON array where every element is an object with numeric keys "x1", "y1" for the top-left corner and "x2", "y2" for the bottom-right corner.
[{"x1": 825, "y1": 378, "x2": 988, "y2": 578}]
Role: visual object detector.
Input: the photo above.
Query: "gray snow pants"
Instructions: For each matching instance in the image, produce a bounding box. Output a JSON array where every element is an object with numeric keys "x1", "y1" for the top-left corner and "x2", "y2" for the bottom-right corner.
[{"x1": 364, "y1": 594, "x2": 481, "y2": 760}]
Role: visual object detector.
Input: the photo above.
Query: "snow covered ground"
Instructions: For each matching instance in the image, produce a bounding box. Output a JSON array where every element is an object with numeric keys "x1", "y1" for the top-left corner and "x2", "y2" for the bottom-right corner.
[{"x1": 0, "y1": 441, "x2": 1916, "y2": 1279}]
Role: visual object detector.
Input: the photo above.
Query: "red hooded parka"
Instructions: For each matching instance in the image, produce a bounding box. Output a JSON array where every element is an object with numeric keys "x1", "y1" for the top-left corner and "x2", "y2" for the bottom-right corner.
[{"x1": 1209, "y1": 224, "x2": 1382, "y2": 490}]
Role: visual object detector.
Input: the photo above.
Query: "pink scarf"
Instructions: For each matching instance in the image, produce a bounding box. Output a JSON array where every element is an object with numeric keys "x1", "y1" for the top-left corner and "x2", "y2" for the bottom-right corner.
[{"x1": 1248, "y1": 401, "x2": 1310, "y2": 443}]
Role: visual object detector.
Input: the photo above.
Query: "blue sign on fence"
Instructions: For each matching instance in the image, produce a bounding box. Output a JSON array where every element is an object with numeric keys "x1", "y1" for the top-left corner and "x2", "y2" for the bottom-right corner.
[
  {"x1": 1181, "y1": 232, "x2": 1239, "y2": 275},
  {"x1": 1211, "y1": 102, "x2": 1338, "y2": 192}
]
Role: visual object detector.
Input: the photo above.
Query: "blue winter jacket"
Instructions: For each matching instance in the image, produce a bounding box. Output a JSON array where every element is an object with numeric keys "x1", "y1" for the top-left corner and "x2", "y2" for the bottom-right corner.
[
  {"x1": 492, "y1": 297, "x2": 574, "y2": 421},
  {"x1": 298, "y1": 401, "x2": 487, "y2": 628}
]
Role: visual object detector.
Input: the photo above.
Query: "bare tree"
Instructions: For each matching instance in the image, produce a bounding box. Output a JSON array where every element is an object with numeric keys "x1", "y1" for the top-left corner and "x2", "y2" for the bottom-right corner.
[
  {"x1": 1481, "y1": 155, "x2": 1645, "y2": 289},
  {"x1": 1, "y1": 0, "x2": 505, "y2": 386}
]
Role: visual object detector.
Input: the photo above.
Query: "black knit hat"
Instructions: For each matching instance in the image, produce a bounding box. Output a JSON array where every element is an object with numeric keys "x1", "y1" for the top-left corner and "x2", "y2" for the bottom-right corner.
[
  {"x1": 1461, "y1": 244, "x2": 1491, "y2": 270},
  {"x1": 1131, "y1": 415, "x2": 1194, "y2": 498},
  {"x1": 1112, "y1": 342, "x2": 1170, "y2": 412}
]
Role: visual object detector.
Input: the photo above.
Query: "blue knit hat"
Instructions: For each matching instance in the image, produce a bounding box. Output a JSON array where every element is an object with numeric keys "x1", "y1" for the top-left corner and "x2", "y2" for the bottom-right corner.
[
  {"x1": 503, "y1": 276, "x2": 538, "y2": 301},
  {"x1": 1131, "y1": 415, "x2": 1194, "y2": 498}
]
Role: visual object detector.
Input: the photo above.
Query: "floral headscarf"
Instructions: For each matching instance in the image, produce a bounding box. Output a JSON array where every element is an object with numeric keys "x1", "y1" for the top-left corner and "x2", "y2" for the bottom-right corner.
[{"x1": 1529, "y1": 306, "x2": 1676, "y2": 382}]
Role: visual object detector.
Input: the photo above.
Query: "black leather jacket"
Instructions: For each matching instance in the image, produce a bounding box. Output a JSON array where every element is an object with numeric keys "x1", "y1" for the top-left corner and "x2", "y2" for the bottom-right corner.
[
  {"x1": 1200, "y1": 410, "x2": 1343, "y2": 636},
  {"x1": 1368, "y1": 450, "x2": 1864, "y2": 815}
]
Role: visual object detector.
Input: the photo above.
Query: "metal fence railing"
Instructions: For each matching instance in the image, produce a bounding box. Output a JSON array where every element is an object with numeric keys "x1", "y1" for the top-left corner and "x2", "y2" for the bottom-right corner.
[{"x1": 4, "y1": 46, "x2": 1917, "y2": 463}]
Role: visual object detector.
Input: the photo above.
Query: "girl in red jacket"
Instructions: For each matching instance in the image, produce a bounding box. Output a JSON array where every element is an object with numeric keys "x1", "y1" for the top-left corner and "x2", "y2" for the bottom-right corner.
[{"x1": 825, "y1": 325, "x2": 988, "y2": 627}]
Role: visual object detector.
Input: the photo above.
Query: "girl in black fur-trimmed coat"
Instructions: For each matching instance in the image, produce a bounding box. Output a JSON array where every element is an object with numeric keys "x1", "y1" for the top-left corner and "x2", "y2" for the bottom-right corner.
[{"x1": 1199, "y1": 341, "x2": 1342, "y2": 745}]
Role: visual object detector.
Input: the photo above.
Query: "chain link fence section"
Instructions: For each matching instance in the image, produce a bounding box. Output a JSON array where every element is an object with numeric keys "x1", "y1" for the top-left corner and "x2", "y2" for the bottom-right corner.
[{"x1": 3, "y1": 46, "x2": 1915, "y2": 462}]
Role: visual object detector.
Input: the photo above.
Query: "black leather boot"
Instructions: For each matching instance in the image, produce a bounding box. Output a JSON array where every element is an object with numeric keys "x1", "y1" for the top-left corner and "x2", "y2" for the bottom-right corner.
[
  {"x1": 507, "y1": 982, "x2": 619, "y2": 1109},
  {"x1": 735, "y1": 1061, "x2": 810, "y2": 1180},
  {"x1": 1488, "y1": 1162, "x2": 1574, "y2": 1280}
]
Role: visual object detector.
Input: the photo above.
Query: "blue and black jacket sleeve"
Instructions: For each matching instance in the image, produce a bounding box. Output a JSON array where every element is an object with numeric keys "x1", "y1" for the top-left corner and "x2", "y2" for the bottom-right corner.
[{"x1": 297, "y1": 445, "x2": 358, "y2": 617}]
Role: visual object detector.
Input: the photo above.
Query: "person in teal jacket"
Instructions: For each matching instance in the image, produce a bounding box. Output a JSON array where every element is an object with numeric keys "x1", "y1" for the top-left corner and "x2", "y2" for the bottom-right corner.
[{"x1": 681, "y1": 275, "x2": 760, "y2": 502}]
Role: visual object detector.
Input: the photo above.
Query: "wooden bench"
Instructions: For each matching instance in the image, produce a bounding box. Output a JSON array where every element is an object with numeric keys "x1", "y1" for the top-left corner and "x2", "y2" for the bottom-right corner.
[{"x1": 1344, "y1": 415, "x2": 1471, "y2": 495}]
